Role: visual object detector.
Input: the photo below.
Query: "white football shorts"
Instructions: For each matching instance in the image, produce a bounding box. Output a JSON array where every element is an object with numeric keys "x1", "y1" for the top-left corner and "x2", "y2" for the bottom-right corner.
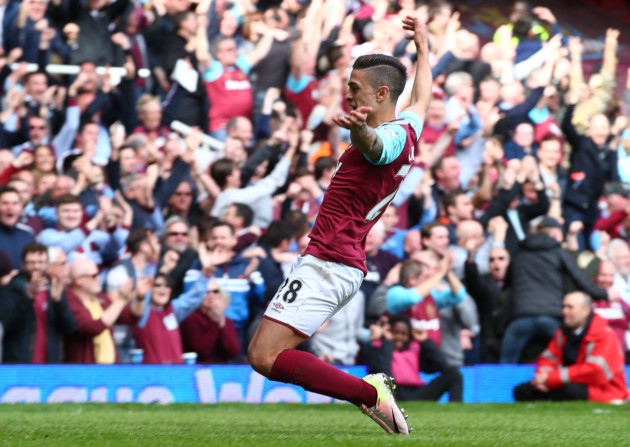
[{"x1": 263, "y1": 254, "x2": 364, "y2": 337}]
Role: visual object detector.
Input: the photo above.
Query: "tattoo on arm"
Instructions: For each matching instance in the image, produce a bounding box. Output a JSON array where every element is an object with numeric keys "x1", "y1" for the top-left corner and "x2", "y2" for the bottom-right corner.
[{"x1": 351, "y1": 123, "x2": 384, "y2": 161}]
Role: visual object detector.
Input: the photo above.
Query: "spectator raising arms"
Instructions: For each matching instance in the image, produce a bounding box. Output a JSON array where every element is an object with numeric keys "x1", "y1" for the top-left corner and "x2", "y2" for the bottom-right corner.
[{"x1": 132, "y1": 261, "x2": 206, "y2": 364}]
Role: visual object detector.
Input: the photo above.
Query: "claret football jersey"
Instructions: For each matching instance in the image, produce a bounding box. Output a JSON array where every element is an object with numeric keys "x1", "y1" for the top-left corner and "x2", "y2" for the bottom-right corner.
[{"x1": 305, "y1": 110, "x2": 423, "y2": 274}]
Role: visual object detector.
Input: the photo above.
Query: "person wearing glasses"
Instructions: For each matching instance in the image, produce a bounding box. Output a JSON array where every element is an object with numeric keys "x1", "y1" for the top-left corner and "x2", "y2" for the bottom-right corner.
[
  {"x1": 157, "y1": 216, "x2": 199, "y2": 297},
  {"x1": 165, "y1": 180, "x2": 201, "y2": 227},
  {"x1": 131, "y1": 265, "x2": 211, "y2": 364},
  {"x1": 63, "y1": 258, "x2": 144, "y2": 364},
  {"x1": 180, "y1": 279, "x2": 241, "y2": 364}
]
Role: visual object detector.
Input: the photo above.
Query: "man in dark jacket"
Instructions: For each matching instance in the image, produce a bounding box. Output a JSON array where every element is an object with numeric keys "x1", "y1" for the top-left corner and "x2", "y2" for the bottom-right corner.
[
  {"x1": 0, "y1": 187, "x2": 35, "y2": 269},
  {"x1": 156, "y1": 216, "x2": 199, "y2": 298},
  {"x1": 62, "y1": 0, "x2": 131, "y2": 65},
  {"x1": 0, "y1": 243, "x2": 76, "y2": 363},
  {"x1": 562, "y1": 104, "x2": 619, "y2": 250},
  {"x1": 499, "y1": 216, "x2": 609, "y2": 363},
  {"x1": 464, "y1": 247, "x2": 510, "y2": 363}
]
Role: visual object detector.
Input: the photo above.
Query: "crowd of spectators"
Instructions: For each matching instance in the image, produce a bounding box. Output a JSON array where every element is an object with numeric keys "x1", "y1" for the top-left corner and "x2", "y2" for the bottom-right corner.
[{"x1": 0, "y1": 0, "x2": 628, "y2": 400}]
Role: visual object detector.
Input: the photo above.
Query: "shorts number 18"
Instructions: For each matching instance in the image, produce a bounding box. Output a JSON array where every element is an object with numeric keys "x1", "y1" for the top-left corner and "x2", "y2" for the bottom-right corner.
[{"x1": 278, "y1": 278, "x2": 303, "y2": 304}]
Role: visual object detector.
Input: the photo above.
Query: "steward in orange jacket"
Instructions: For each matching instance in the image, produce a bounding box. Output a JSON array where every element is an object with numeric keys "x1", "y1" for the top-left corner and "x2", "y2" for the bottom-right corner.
[{"x1": 513, "y1": 291, "x2": 629, "y2": 403}]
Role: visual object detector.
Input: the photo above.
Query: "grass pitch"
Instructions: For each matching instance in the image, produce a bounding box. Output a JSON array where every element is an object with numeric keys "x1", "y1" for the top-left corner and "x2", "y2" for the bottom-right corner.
[{"x1": 0, "y1": 402, "x2": 627, "y2": 446}]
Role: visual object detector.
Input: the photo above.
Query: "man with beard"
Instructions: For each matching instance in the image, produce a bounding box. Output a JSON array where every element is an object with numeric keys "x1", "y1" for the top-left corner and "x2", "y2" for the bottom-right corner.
[{"x1": 0, "y1": 243, "x2": 76, "y2": 363}]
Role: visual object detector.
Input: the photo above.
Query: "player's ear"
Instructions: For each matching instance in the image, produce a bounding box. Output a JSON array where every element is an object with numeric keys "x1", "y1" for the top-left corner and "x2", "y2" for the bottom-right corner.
[{"x1": 375, "y1": 85, "x2": 389, "y2": 103}]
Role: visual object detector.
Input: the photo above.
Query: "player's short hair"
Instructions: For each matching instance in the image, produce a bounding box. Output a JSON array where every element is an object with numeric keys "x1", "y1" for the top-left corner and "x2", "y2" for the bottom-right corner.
[
  {"x1": 136, "y1": 94, "x2": 161, "y2": 113},
  {"x1": 352, "y1": 54, "x2": 407, "y2": 103},
  {"x1": 211, "y1": 36, "x2": 234, "y2": 57},
  {"x1": 121, "y1": 173, "x2": 142, "y2": 193},
  {"x1": 24, "y1": 70, "x2": 47, "y2": 84},
  {"x1": 211, "y1": 220, "x2": 236, "y2": 236},
  {"x1": 154, "y1": 272, "x2": 175, "y2": 291}
]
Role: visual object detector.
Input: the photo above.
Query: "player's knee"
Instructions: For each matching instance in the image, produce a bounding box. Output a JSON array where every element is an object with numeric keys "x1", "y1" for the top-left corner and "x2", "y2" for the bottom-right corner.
[{"x1": 247, "y1": 342, "x2": 273, "y2": 377}]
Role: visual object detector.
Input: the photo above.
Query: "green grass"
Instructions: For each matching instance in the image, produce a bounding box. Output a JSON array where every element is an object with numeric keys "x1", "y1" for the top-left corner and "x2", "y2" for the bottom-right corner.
[{"x1": 0, "y1": 402, "x2": 627, "y2": 446}]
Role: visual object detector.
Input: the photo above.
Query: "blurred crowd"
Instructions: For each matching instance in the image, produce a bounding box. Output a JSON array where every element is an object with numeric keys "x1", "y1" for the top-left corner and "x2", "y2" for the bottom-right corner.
[{"x1": 0, "y1": 0, "x2": 628, "y2": 400}]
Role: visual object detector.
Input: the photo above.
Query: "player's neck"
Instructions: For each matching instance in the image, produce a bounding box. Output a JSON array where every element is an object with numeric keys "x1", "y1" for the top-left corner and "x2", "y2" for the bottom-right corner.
[{"x1": 367, "y1": 109, "x2": 396, "y2": 128}]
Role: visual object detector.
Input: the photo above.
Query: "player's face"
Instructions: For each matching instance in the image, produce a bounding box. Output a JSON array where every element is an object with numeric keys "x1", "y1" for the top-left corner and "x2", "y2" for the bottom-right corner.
[{"x1": 345, "y1": 70, "x2": 378, "y2": 112}]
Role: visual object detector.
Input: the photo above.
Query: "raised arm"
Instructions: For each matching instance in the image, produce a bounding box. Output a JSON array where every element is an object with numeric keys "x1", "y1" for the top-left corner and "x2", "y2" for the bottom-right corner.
[
  {"x1": 244, "y1": 27, "x2": 277, "y2": 68},
  {"x1": 331, "y1": 17, "x2": 432, "y2": 161},
  {"x1": 402, "y1": 16, "x2": 432, "y2": 122},
  {"x1": 195, "y1": 6, "x2": 213, "y2": 72}
]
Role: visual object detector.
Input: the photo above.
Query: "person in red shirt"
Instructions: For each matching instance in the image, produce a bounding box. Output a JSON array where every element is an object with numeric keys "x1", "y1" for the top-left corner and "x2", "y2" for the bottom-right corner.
[
  {"x1": 195, "y1": 11, "x2": 278, "y2": 140},
  {"x1": 180, "y1": 279, "x2": 241, "y2": 363},
  {"x1": 513, "y1": 291, "x2": 629, "y2": 403},
  {"x1": 64, "y1": 259, "x2": 144, "y2": 364},
  {"x1": 248, "y1": 17, "x2": 432, "y2": 435},
  {"x1": 132, "y1": 244, "x2": 217, "y2": 364}
]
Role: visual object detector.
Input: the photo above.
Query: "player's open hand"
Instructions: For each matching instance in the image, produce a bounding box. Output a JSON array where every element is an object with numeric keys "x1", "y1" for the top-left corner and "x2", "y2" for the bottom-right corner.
[{"x1": 332, "y1": 106, "x2": 372, "y2": 130}]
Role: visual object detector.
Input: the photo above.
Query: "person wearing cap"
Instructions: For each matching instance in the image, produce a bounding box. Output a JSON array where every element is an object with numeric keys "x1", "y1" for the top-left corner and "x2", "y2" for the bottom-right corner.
[{"x1": 500, "y1": 216, "x2": 610, "y2": 364}]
